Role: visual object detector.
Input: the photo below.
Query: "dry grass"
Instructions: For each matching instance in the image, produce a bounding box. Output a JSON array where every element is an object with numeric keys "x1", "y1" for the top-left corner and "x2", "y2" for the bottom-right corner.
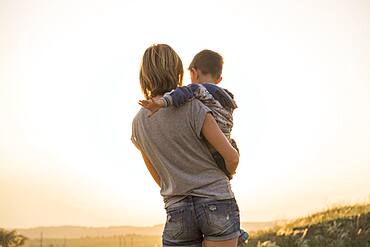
[{"x1": 245, "y1": 203, "x2": 370, "y2": 247}]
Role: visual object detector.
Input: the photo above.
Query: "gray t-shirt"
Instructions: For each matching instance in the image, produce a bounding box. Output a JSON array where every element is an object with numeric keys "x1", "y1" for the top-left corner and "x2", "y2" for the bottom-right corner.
[{"x1": 131, "y1": 99, "x2": 235, "y2": 209}]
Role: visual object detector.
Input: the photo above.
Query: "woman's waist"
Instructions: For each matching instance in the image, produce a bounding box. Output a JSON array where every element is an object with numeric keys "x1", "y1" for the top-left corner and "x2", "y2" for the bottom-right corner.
[
  {"x1": 165, "y1": 194, "x2": 237, "y2": 210},
  {"x1": 162, "y1": 179, "x2": 235, "y2": 209}
]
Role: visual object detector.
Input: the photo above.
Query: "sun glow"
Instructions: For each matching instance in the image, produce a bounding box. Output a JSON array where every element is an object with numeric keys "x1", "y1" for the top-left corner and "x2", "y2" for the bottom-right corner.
[{"x1": 0, "y1": 0, "x2": 369, "y2": 228}]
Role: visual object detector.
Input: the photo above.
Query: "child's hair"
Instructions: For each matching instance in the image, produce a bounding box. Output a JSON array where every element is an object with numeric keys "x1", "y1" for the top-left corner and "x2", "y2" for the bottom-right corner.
[
  {"x1": 140, "y1": 44, "x2": 184, "y2": 99},
  {"x1": 188, "y1": 49, "x2": 223, "y2": 80}
]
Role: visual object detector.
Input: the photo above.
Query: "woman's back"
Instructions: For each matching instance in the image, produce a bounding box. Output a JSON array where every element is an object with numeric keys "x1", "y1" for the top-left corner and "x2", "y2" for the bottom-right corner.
[{"x1": 131, "y1": 99, "x2": 234, "y2": 208}]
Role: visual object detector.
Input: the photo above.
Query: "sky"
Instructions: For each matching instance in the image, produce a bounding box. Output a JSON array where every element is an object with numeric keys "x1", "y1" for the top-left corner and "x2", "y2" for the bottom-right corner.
[{"x1": 0, "y1": 0, "x2": 369, "y2": 228}]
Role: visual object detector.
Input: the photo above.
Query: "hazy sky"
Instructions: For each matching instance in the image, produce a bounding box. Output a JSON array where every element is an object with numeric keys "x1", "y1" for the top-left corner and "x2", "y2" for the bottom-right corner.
[{"x1": 0, "y1": 0, "x2": 369, "y2": 228}]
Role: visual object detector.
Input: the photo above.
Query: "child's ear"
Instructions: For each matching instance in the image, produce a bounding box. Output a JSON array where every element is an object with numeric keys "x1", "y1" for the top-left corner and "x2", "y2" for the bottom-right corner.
[
  {"x1": 190, "y1": 68, "x2": 198, "y2": 83},
  {"x1": 215, "y1": 76, "x2": 223, "y2": 84}
]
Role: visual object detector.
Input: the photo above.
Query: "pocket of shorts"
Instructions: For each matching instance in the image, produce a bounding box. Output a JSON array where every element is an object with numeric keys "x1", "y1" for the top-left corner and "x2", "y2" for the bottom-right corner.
[
  {"x1": 164, "y1": 207, "x2": 185, "y2": 239},
  {"x1": 203, "y1": 200, "x2": 238, "y2": 231}
]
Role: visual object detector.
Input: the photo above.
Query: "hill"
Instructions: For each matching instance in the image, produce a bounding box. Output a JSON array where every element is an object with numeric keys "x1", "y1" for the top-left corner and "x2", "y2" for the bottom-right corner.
[
  {"x1": 15, "y1": 221, "x2": 276, "y2": 239},
  {"x1": 16, "y1": 225, "x2": 164, "y2": 239},
  {"x1": 245, "y1": 203, "x2": 370, "y2": 247}
]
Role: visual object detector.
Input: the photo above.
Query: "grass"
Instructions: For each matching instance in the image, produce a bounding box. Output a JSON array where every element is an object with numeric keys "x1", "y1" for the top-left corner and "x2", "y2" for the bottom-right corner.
[{"x1": 244, "y1": 203, "x2": 370, "y2": 247}]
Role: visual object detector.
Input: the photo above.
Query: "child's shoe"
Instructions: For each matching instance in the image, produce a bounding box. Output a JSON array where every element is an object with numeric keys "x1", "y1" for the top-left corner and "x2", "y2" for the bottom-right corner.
[{"x1": 238, "y1": 229, "x2": 249, "y2": 247}]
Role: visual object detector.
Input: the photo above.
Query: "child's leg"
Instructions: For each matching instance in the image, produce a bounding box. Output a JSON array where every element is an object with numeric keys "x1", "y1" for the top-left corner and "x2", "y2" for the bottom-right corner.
[
  {"x1": 230, "y1": 139, "x2": 239, "y2": 153},
  {"x1": 211, "y1": 152, "x2": 233, "y2": 180},
  {"x1": 210, "y1": 138, "x2": 239, "y2": 180}
]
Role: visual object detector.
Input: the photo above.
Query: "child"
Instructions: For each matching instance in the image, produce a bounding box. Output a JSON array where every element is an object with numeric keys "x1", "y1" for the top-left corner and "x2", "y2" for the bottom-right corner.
[{"x1": 139, "y1": 49, "x2": 238, "y2": 180}]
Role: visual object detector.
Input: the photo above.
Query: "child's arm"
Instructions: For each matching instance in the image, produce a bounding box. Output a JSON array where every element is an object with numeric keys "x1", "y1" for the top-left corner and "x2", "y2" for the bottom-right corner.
[
  {"x1": 161, "y1": 84, "x2": 216, "y2": 108},
  {"x1": 138, "y1": 84, "x2": 200, "y2": 116},
  {"x1": 139, "y1": 85, "x2": 222, "y2": 118},
  {"x1": 164, "y1": 84, "x2": 200, "y2": 107}
]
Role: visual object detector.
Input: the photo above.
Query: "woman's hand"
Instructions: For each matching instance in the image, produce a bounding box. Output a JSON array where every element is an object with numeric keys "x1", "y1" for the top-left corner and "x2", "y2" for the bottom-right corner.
[{"x1": 138, "y1": 98, "x2": 165, "y2": 117}]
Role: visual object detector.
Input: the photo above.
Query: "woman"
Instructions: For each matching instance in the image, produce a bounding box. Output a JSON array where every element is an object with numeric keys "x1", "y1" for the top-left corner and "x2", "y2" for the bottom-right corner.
[{"x1": 131, "y1": 44, "x2": 241, "y2": 247}]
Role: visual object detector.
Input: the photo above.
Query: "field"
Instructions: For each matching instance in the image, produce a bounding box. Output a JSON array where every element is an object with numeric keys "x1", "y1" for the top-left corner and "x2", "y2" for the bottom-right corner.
[
  {"x1": 23, "y1": 235, "x2": 162, "y2": 247},
  {"x1": 19, "y1": 203, "x2": 370, "y2": 247}
]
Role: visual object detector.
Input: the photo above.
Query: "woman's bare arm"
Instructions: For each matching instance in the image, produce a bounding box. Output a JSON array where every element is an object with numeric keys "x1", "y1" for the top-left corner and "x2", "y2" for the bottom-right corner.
[
  {"x1": 201, "y1": 113, "x2": 239, "y2": 175},
  {"x1": 138, "y1": 148, "x2": 161, "y2": 187}
]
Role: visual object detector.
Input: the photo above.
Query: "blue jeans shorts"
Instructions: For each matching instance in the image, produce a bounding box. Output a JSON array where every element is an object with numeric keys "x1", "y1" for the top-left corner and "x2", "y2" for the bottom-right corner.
[{"x1": 162, "y1": 195, "x2": 241, "y2": 247}]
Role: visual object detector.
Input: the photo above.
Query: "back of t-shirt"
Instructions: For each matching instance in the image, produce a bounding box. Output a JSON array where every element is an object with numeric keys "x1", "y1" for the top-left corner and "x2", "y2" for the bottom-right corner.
[{"x1": 131, "y1": 99, "x2": 234, "y2": 208}]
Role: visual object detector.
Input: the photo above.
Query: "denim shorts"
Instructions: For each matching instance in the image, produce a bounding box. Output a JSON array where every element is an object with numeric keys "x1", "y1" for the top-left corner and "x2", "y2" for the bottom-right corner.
[{"x1": 162, "y1": 195, "x2": 241, "y2": 247}]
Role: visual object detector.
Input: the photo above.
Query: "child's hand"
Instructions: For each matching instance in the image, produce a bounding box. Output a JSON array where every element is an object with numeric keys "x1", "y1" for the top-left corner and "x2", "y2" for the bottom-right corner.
[{"x1": 138, "y1": 98, "x2": 164, "y2": 117}]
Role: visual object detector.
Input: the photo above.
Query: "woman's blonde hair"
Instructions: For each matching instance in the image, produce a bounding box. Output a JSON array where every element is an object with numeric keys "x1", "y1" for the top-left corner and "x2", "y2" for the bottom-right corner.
[{"x1": 139, "y1": 44, "x2": 184, "y2": 99}]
